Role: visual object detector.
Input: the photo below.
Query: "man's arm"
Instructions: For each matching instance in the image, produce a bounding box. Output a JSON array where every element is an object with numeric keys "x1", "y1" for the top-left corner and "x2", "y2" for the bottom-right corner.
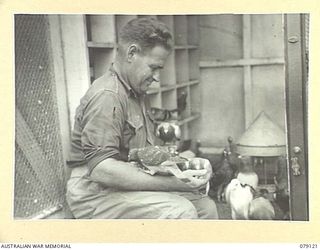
[
  {"x1": 78, "y1": 90, "x2": 211, "y2": 192},
  {"x1": 90, "y1": 157, "x2": 209, "y2": 192}
]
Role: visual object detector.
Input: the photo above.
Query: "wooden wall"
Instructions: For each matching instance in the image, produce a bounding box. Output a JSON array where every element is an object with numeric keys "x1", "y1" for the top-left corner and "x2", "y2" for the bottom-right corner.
[
  {"x1": 198, "y1": 14, "x2": 285, "y2": 147},
  {"x1": 54, "y1": 14, "x2": 286, "y2": 149}
]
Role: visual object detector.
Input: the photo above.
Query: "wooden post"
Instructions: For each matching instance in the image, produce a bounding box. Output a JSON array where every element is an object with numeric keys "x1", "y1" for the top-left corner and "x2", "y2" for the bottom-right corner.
[
  {"x1": 48, "y1": 15, "x2": 71, "y2": 173},
  {"x1": 243, "y1": 15, "x2": 253, "y2": 129},
  {"x1": 59, "y1": 15, "x2": 91, "y2": 127},
  {"x1": 284, "y1": 14, "x2": 309, "y2": 221}
]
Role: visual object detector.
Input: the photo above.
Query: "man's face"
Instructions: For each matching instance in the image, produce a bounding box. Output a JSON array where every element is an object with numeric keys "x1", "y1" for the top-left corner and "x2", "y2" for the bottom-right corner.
[{"x1": 128, "y1": 45, "x2": 170, "y2": 95}]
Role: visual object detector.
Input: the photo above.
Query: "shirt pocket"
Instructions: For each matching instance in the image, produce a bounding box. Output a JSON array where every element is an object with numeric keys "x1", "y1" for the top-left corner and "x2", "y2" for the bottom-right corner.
[{"x1": 123, "y1": 115, "x2": 144, "y2": 149}]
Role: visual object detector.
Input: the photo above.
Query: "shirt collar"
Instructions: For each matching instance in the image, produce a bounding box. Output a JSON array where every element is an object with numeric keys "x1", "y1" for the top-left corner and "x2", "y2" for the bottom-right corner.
[{"x1": 109, "y1": 63, "x2": 138, "y2": 98}]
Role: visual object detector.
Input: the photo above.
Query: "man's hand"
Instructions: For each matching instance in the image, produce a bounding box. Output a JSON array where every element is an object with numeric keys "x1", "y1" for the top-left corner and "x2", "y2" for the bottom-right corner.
[
  {"x1": 189, "y1": 157, "x2": 213, "y2": 179},
  {"x1": 175, "y1": 158, "x2": 213, "y2": 190},
  {"x1": 176, "y1": 169, "x2": 207, "y2": 190}
]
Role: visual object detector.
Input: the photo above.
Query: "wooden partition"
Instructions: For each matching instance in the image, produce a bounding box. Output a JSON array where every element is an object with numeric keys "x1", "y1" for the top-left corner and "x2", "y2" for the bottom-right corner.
[{"x1": 199, "y1": 14, "x2": 285, "y2": 147}]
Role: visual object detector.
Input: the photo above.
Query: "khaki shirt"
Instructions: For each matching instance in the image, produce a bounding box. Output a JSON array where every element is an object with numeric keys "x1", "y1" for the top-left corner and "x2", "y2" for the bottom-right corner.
[{"x1": 67, "y1": 66, "x2": 156, "y2": 174}]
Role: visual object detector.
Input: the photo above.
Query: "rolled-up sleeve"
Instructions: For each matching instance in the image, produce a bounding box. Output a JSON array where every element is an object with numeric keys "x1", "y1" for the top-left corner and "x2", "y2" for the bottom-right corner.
[{"x1": 80, "y1": 90, "x2": 125, "y2": 173}]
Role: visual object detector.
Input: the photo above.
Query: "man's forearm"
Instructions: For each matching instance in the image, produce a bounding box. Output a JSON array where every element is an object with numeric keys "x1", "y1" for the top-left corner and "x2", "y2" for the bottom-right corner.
[{"x1": 90, "y1": 158, "x2": 194, "y2": 192}]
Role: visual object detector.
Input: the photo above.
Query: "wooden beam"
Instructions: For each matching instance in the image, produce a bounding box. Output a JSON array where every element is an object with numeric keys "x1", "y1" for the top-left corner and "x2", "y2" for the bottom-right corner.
[
  {"x1": 161, "y1": 85, "x2": 176, "y2": 92},
  {"x1": 284, "y1": 14, "x2": 309, "y2": 221},
  {"x1": 177, "y1": 112, "x2": 201, "y2": 126},
  {"x1": 147, "y1": 80, "x2": 200, "y2": 95},
  {"x1": 175, "y1": 45, "x2": 198, "y2": 50},
  {"x1": 15, "y1": 109, "x2": 63, "y2": 201},
  {"x1": 243, "y1": 15, "x2": 253, "y2": 128},
  {"x1": 60, "y1": 15, "x2": 91, "y2": 127},
  {"x1": 177, "y1": 80, "x2": 199, "y2": 89},
  {"x1": 244, "y1": 64, "x2": 252, "y2": 129},
  {"x1": 199, "y1": 57, "x2": 285, "y2": 68},
  {"x1": 31, "y1": 204, "x2": 63, "y2": 219},
  {"x1": 48, "y1": 15, "x2": 71, "y2": 177},
  {"x1": 87, "y1": 41, "x2": 115, "y2": 48}
]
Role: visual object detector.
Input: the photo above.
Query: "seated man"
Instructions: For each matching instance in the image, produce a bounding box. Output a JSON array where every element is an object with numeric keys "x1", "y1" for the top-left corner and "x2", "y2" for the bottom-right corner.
[{"x1": 66, "y1": 17, "x2": 218, "y2": 219}]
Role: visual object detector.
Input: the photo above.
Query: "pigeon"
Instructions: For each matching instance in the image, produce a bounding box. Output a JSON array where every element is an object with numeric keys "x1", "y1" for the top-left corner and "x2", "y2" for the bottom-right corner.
[
  {"x1": 273, "y1": 156, "x2": 290, "y2": 220},
  {"x1": 149, "y1": 92, "x2": 187, "y2": 122},
  {"x1": 150, "y1": 107, "x2": 172, "y2": 122},
  {"x1": 237, "y1": 155, "x2": 259, "y2": 190},
  {"x1": 176, "y1": 91, "x2": 187, "y2": 115},
  {"x1": 209, "y1": 137, "x2": 239, "y2": 202},
  {"x1": 128, "y1": 146, "x2": 171, "y2": 166},
  {"x1": 211, "y1": 150, "x2": 236, "y2": 202},
  {"x1": 155, "y1": 122, "x2": 181, "y2": 145},
  {"x1": 248, "y1": 196, "x2": 275, "y2": 220},
  {"x1": 225, "y1": 178, "x2": 254, "y2": 220}
]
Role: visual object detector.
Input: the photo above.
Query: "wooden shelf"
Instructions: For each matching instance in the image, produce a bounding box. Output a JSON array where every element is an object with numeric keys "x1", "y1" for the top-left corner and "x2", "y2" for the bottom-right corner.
[
  {"x1": 199, "y1": 57, "x2": 285, "y2": 68},
  {"x1": 177, "y1": 80, "x2": 199, "y2": 88},
  {"x1": 147, "y1": 80, "x2": 199, "y2": 94},
  {"x1": 147, "y1": 85, "x2": 176, "y2": 94},
  {"x1": 177, "y1": 113, "x2": 201, "y2": 126},
  {"x1": 187, "y1": 45, "x2": 199, "y2": 50},
  {"x1": 153, "y1": 112, "x2": 201, "y2": 125},
  {"x1": 87, "y1": 41, "x2": 115, "y2": 48},
  {"x1": 175, "y1": 45, "x2": 198, "y2": 50},
  {"x1": 161, "y1": 84, "x2": 176, "y2": 92}
]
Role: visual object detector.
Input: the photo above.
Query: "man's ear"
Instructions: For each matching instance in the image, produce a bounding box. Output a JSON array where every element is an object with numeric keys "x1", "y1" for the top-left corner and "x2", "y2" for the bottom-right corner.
[{"x1": 127, "y1": 44, "x2": 141, "y2": 62}]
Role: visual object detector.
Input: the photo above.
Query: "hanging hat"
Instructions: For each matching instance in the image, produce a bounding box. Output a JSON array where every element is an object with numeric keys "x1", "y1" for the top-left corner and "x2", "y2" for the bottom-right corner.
[{"x1": 236, "y1": 111, "x2": 286, "y2": 156}]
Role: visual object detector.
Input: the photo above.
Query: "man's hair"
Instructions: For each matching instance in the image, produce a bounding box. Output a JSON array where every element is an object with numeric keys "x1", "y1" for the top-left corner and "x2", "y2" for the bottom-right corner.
[{"x1": 119, "y1": 17, "x2": 173, "y2": 52}]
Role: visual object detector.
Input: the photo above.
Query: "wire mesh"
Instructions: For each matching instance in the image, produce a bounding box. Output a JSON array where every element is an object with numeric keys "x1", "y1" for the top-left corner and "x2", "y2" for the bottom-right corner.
[{"x1": 15, "y1": 14, "x2": 66, "y2": 218}]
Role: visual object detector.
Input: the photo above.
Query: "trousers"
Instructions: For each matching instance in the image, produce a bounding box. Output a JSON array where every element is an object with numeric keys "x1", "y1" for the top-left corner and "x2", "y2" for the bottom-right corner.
[{"x1": 66, "y1": 175, "x2": 219, "y2": 219}]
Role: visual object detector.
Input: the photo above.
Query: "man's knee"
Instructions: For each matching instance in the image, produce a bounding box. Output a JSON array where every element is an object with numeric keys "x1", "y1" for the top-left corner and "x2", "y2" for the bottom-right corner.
[
  {"x1": 163, "y1": 196, "x2": 198, "y2": 219},
  {"x1": 194, "y1": 197, "x2": 219, "y2": 219},
  {"x1": 200, "y1": 203, "x2": 219, "y2": 219}
]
